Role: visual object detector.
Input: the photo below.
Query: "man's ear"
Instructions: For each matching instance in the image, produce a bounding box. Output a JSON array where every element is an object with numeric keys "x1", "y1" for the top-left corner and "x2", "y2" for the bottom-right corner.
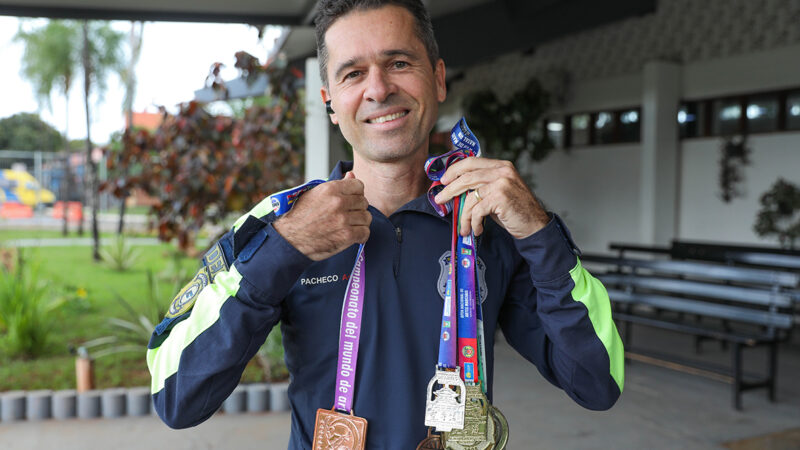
[
  {"x1": 320, "y1": 87, "x2": 338, "y2": 124},
  {"x1": 434, "y1": 59, "x2": 447, "y2": 103}
]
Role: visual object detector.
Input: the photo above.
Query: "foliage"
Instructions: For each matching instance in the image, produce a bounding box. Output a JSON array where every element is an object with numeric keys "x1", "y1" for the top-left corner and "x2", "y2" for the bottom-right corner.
[
  {"x1": 99, "y1": 235, "x2": 141, "y2": 271},
  {"x1": 0, "y1": 250, "x2": 64, "y2": 358},
  {"x1": 103, "y1": 52, "x2": 305, "y2": 251},
  {"x1": 15, "y1": 20, "x2": 80, "y2": 110},
  {"x1": 718, "y1": 135, "x2": 751, "y2": 203},
  {"x1": 81, "y1": 270, "x2": 163, "y2": 359},
  {"x1": 256, "y1": 324, "x2": 288, "y2": 382},
  {"x1": 0, "y1": 113, "x2": 65, "y2": 151},
  {"x1": 462, "y1": 78, "x2": 554, "y2": 183},
  {"x1": 754, "y1": 178, "x2": 800, "y2": 249}
]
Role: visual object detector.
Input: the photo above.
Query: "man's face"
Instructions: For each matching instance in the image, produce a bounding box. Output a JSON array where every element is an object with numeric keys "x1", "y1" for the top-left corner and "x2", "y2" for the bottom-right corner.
[{"x1": 321, "y1": 5, "x2": 446, "y2": 163}]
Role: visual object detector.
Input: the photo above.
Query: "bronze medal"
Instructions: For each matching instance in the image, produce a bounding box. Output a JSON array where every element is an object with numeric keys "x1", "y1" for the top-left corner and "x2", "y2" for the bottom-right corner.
[
  {"x1": 417, "y1": 428, "x2": 445, "y2": 450},
  {"x1": 442, "y1": 385, "x2": 495, "y2": 450},
  {"x1": 312, "y1": 408, "x2": 368, "y2": 450}
]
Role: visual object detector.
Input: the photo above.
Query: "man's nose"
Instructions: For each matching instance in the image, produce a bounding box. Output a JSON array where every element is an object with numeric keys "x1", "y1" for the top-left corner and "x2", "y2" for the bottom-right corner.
[{"x1": 363, "y1": 69, "x2": 395, "y2": 103}]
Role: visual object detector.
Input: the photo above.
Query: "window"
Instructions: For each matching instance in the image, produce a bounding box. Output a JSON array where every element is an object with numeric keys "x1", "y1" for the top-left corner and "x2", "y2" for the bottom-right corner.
[
  {"x1": 570, "y1": 114, "x2": 590, "y2": 147},
  {"x1": 678, "y1": 102, "x2": 704, "y2": 138},
  {"x1": 619, "y1": 109, "x2": 641, "y2": 142},
  {"x1": 712, "y1": 99, "x2": 742, "y2": 135},
  {"x1": 746, "y1": 94, "x2": 779, "y2": 133},
  {"x1": 787, "y1": 90, "x2": 800, "y2": 131},
  {"x1": 545, "y1": 118, "x2": 564, "y2": 148},
  {"x1": 594, "y1": 112, "x2": 614, "y2": 144}
]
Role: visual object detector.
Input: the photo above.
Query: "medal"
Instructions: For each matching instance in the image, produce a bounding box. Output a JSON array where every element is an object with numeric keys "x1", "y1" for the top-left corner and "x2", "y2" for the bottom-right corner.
[
  {"x1": 312, "y1": 408, "x2": 367, "y2": 450},
  {"x1": 489, "y1": 405, "x2": 509, "y2": 449},
  {"x1": 417, "y1": 428, "x2": 445, "y2": 450},
  {"x1": 441, "y1": 385, "x2": 494, "y2": 450},
  {"x1": 423, "y1": 118, "x2": 510, "y2": 450},
  {"x1": 425, "y1": 366, "x2": 467, "y2": 431}
]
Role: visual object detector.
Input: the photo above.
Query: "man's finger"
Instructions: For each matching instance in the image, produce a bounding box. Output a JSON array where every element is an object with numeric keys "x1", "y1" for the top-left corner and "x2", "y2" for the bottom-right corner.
[
  {"x1": 338, "y1": 177, "x2": 365, "y2": 195},
  {"x1": 439, "y1": 157, "x2": 507, "y2": 185},
  {"x1": 458, "y1": 190, "x2": 481, "y2": 236},
  {"x1": 435, "y1": 169, "x2": 494, "y2": 204}
]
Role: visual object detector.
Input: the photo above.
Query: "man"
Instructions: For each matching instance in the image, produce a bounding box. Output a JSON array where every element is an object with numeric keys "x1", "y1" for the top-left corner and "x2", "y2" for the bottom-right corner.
[{"x1": 147, "y1": 0, "x2": 624, "y2": 448}]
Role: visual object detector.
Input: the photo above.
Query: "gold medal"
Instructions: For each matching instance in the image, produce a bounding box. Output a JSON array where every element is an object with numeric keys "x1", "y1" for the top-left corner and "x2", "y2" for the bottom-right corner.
[
  {"x1": 489, "y1": 405, "x2": 508, "y2": 449},
  {"x1": 441, "y1": 385, "x2": 495, "y2": 450},
  {"x1": 416, "y1": 428, "x2": 445, "y2": 450},
  {"x1": 312, "y1": 408, "x2": 368, "y2": 450}
]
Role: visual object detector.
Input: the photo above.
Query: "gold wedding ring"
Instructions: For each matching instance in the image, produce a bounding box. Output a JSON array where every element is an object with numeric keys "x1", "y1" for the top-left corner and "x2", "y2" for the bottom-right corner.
[{"x1": 474, "y1": 188, "x2": 483, "y2": 202}]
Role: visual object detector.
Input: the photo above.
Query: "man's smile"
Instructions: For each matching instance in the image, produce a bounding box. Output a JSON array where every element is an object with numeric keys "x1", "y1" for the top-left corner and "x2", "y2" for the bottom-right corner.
[{"x1": 365, "y1": 110, "x2": 409, "y2": 124}]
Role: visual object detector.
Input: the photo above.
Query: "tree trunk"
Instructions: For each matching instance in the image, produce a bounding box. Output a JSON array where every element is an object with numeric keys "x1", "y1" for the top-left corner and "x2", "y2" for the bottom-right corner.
[
  {"x1": 118, "y1": 22, "x2": 143, "y2": 236},
  {"x1": 62, "y1": 92, "x2": 71, "y2": 236},
  {"x1": 82, "y1": 21, "x2": 100, "y2": 262}
]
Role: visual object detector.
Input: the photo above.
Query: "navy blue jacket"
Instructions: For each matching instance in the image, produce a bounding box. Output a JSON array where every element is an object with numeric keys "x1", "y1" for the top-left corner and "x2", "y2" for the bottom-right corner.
[{"x1": 147, "y1": 161, "x2": 624, "y2": 449}]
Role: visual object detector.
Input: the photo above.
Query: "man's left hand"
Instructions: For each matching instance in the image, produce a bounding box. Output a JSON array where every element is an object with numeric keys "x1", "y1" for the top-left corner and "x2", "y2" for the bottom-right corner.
[{"x1": 434, "y1": 157, "x2": 550, "y2": 239}]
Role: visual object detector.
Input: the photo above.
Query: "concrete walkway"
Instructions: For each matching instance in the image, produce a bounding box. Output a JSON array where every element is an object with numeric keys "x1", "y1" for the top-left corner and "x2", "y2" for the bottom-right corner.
[{"x1": 0, "y1": 329, "x2": 798, "y2": 449}]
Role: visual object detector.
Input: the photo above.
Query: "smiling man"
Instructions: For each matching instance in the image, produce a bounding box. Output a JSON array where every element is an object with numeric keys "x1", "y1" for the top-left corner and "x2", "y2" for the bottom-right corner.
[{"x1": 147, "y1": 1, "x2": 624, "y2": 448}]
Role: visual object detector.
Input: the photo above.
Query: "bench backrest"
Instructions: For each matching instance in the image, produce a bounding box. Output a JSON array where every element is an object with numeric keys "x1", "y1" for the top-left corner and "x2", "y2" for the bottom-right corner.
[{"x1": 581, "y1": 253, "x2": 797, "y2": 331}]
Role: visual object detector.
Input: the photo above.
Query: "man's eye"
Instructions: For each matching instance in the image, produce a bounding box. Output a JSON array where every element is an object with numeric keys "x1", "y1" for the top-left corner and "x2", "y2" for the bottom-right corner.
[
  {"x1": 345, "y1": 71, "x2": 362, "y2": 80},
  {"x1": 393, "y1": 61, "x2": 408, "y2": 69}
]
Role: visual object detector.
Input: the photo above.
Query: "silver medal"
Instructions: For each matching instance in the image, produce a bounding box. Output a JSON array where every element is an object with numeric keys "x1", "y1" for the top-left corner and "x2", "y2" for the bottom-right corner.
[{"x1": 424, "y1": 366, "x2": 466, "y2": 432}]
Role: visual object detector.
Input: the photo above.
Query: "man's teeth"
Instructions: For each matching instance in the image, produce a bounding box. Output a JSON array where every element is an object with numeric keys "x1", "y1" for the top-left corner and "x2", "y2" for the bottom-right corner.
[{"x1": 370, "y1": 111, "x2": 407, "y2": 124}]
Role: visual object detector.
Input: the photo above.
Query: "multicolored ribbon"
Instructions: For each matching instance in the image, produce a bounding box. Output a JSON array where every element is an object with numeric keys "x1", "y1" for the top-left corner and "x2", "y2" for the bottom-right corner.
[{"x1": 425, "y1": 118, "x2": 484, "y2": 385}]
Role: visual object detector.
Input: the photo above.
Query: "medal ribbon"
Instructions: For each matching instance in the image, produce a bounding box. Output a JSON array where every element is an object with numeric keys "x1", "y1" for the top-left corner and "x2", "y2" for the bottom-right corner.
[
  {"x1": 268, "y1": 178, "x2": 368, "y2": 413},
  {"x1": 334, "y1": 243, "x2": 366, "y2": 412},
  {"x1": 425, "y1": 118, "x2": 483, "y2": 383}
]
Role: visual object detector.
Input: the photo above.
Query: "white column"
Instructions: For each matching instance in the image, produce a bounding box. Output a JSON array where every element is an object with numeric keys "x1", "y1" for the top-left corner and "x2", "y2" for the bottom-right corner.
[
  {"x1": 640, "y1": 61, "x2": 681, "y2": 246},
  {"x1": 304, "y1": 57, "x2": 332, "y2": 181}
]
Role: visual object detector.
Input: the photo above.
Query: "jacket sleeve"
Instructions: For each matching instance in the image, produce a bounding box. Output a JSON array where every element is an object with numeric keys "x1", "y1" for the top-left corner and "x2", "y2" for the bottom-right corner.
[
  {"x1": 498, "y1": 214, "x2": 624, "y2": 410},
  {"x1": 146, "y1": 211, "x2": 312, "y2": 429}
]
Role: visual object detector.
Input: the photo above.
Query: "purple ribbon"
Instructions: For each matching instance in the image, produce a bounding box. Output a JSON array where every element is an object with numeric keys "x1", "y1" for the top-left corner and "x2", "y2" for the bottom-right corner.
[{"x1": 334, "y1": 243, "x2": 366, "y2": 413}]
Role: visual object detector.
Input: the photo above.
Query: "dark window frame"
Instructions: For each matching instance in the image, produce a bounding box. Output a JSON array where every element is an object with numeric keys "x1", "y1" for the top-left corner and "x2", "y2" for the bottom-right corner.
[
  {"x1": 563, "y1": 106, "x2": 642, "y2": 148},
  {"x1": 680, "y1": 87, "x2": 799, "y2": 139}
]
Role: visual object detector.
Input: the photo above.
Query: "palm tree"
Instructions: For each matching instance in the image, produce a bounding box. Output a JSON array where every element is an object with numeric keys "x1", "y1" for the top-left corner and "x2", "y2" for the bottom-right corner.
[
  {"x1": 17, "y1": 19, "x2": 124, "y2": 259},
  {"x1": 15, "y1": 20, "x2": 80, "y2": 236},
  {"x1": 117, "y1": 21, "x2": 145, "y2": 235},
  {"x1": 80, "y1": 20, "x2": 125, "y2": 261}
]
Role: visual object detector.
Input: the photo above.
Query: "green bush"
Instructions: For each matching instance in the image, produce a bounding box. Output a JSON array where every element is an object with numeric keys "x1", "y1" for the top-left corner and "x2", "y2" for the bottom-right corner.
[
  {"x1": 99, "y1": 235, "x2": 141, "y2": 271},
  {"x1": 0, "y1": 252, "x2": 64, "y2": 358},
  {"x1": 82, "y1": 270, "x2": 162, "y2": 359}
]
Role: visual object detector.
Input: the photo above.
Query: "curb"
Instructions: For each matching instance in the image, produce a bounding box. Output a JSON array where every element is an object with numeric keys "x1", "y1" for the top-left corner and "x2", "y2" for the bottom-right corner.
[{"x1": 0, "y1": 383, "x2": 290, "y2": 423}]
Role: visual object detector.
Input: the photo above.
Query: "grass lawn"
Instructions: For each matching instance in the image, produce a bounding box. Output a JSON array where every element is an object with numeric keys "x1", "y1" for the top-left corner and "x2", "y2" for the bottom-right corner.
[{"x1": 0, "y1": 233, "x2": 268, "y2": 391}]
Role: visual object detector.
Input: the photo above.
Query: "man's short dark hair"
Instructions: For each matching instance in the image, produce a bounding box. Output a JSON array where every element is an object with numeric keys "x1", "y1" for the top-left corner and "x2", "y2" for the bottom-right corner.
[{"x1": 315, "y1": 0, "x2": 440, "y2": 87}]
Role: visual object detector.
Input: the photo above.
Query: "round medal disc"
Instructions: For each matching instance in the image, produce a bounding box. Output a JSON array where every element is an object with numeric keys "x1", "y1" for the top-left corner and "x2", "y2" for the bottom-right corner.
[
  {"x1": 417, "y1": 429, "x2": 444, "y2": 450},
  {"x1": 489, "y1": 405, "x2": 509, "y2": 450}
]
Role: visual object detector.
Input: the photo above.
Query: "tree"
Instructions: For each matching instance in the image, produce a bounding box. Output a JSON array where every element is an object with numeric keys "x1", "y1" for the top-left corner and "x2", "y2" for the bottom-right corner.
[
  {"x1": 116, "y1": 21, "x2": 145, "y2": 235},
  {"x1": 462, "y1": 78, "x2": 554, "y2": 186},
  {"x1": 0, "y1": 113, "x2": 65, "y2": 151},
  {"x1": 104, "y1": 52, "x2": 305, "y2": 254},
  {"x1": 15, "y1": 20, "x2": 80, "y2": 236},
  {"x1": 80, "y1": 20, "x2": 125, "y2": 260}
]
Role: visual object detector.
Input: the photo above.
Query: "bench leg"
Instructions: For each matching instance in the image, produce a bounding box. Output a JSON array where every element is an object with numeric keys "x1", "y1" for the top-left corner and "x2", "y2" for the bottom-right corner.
[
  {"x1": 768, "y1": 341, "x2": 778, "y2": 402},
  {"x1": 732, "y1": 342, "x2": 743, "y2": 411}
]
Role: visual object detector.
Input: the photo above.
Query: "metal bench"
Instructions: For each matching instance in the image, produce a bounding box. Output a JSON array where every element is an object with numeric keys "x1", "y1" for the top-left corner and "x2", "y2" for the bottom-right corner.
[{"x1": 581, "y1": 253, "x2": 798, "y2": 410}]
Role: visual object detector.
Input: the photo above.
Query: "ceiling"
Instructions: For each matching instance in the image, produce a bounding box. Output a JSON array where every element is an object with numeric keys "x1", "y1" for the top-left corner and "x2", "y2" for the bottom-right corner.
[{"x1": 1, "y1": 0, "x2": 656, "y2": 70}]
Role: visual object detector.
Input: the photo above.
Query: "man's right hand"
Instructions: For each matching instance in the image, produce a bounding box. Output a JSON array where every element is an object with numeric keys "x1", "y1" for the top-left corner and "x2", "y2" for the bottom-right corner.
[{"x1": 273, "y1": 171, "x2": 371, "y2": 261}]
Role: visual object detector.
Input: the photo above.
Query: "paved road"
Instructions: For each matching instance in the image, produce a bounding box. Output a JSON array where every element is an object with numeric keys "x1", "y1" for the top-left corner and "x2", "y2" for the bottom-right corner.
[{"x1": 1, "y1": 331, "x2": 798, "y2": 449}]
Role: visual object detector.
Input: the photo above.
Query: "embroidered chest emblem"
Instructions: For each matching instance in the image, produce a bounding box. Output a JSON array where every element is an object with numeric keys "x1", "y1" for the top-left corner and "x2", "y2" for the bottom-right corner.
[{"x1": 437, "y1": 251, "x2": 487, "y2": 304}]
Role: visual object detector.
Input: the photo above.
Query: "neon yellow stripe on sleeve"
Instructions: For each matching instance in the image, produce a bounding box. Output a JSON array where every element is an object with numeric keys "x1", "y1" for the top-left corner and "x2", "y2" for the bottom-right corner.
[
  {"x1": 570, "y1": 258, "x2": 625, "y2": 393},
  {"x1": 147, "y1": 265, "x2": 244, "y2": 394}
]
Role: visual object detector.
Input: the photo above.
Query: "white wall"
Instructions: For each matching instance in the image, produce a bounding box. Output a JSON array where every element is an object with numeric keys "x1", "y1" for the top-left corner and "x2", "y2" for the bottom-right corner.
[
  {"x1": 443, "y1": 0, "x2": 800, "y2": 252},
  {"x1": 530, "y1": 144, "x2": 642, "y2": 253},
  {"x1": 679, "y1": 132, "x2": 800, "y2": 245}
]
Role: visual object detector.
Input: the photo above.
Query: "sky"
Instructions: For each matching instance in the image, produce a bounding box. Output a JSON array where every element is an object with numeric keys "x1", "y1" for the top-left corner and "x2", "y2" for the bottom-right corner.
[{"x1": 0, "y1": 16, "x2": 283, "y2": 144}]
